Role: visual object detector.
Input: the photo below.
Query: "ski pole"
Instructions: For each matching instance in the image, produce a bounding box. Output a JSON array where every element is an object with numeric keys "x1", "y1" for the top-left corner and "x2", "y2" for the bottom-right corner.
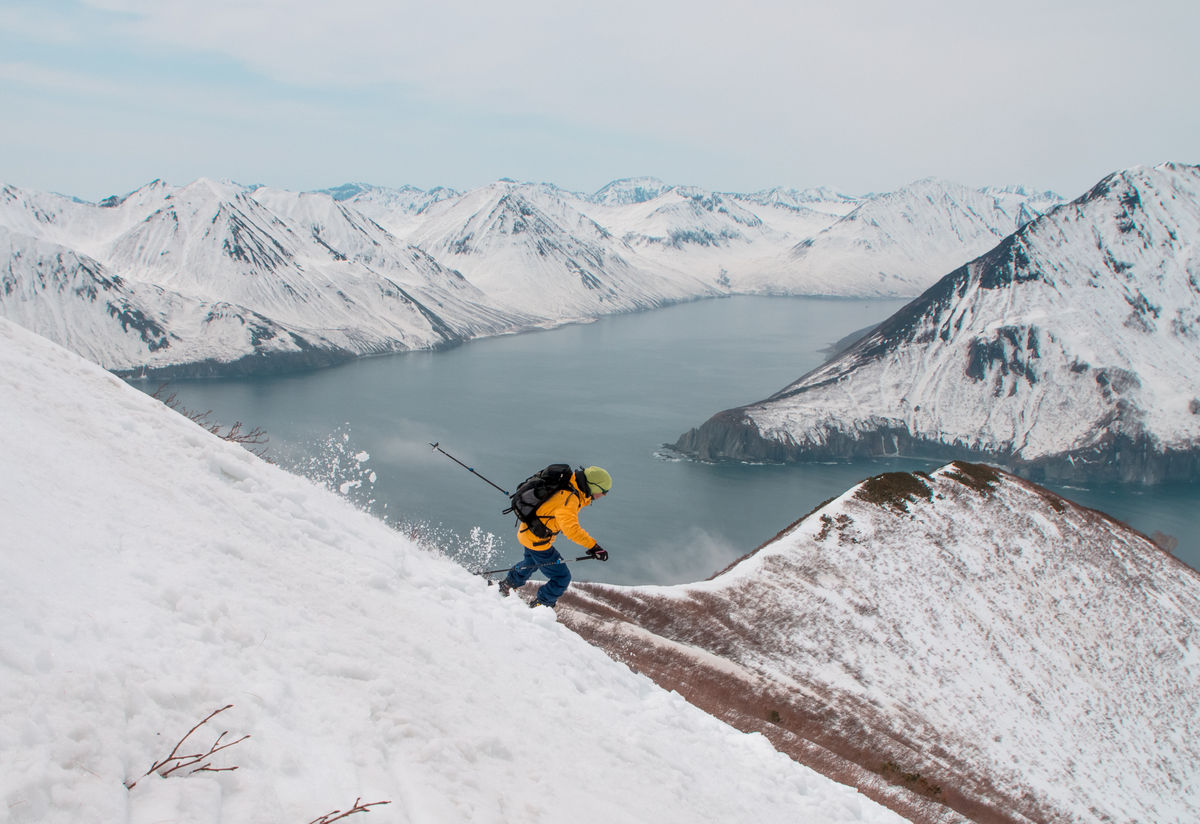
[
  {"x1": 429, "y1": 442, "x2": 510, "y2": 496},
  {"x1": 474, "y1": 555, "x2": 595, "y2": 577}
]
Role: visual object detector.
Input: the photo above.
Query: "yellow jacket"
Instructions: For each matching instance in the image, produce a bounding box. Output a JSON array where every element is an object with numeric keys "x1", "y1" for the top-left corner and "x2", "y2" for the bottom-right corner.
[{"x1": 517, "y1": 474, "x2": 599, "y2": 551}]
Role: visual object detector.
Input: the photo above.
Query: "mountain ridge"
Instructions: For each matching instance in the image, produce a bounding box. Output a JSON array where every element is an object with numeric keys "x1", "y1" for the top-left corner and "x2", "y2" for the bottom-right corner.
[
  {"x1": 554, "y1": 460, "x2": 1200, "y2": 824},
  {"x1": 1, "y1": 173, "x2": 1063, "y2": 378},
  {"x1": 672, "y1": 162, "x2": 1200, "y2": 482}
]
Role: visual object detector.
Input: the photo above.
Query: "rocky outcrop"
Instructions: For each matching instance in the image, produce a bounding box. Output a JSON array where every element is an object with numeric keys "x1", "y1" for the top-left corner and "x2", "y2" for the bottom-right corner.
[
  {"x1": 111, "y1": 346, "x2": 358, "y2": 381},
  {"x1": 672, "y1": 415, "x2": 1200, "y2": 483},
  {"x1": 672, "y1": 410, "x2": 922, "y2": 464}
]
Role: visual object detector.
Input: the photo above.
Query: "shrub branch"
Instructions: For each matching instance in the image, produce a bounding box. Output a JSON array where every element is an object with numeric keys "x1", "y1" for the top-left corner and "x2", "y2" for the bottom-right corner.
[
  {"x1": 307, "y1": 798, "x2": 392, "y2": 824},
  {"x1": 126, "y1": 704, "x2": 250, "y2": 789},
  {"x1": 152, "y1": 383, "x2": 270, "y2": 459}
]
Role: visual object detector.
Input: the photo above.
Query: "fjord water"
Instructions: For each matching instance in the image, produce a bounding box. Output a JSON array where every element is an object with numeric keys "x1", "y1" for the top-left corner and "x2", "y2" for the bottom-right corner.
[{"x1": 152, "y1": 296, "x2": 1199, "y2": 584}]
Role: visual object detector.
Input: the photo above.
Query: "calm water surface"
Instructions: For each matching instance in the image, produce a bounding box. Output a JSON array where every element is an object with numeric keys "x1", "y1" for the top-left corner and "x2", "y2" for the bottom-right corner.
[{"x1": 150, "y1": 296, "x2": 1200, "y2": 584}]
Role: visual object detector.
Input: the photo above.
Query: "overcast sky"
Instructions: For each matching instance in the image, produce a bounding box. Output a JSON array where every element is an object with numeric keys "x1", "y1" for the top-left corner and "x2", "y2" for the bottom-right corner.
[{"x1": 2, "y1": 0, "x2": 1196, "y2": 201}]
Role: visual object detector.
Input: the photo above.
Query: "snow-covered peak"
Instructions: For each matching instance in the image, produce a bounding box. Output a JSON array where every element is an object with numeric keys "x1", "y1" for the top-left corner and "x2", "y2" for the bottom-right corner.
[
  {"x1": 575, "y1": 183, "x2": 778, "y2": 257},
  {"x1": 0, "y1": 169, "x2": 1132, "y2": 381},
  {"x1": 0, "y1": 182, "x2": 81, "y2": 237},
  {"x1": 735, "y1": 185, "x2": 862, "y2": 216},
  {"x1": 979, "y1": 183, "x2": 1066, "y2": 227},
  {"x1": 407, "y1": 180, "x2": 710, "y2": 314},
  {"x1": 591, "y1": 176, "x2": 672, "y2": 205},
  {"x1": 105, "y1": 178, "x2": 300, "y2": 295},
  {"x1": 0, "y1": 177, "x2": 540, "y2": 377},
  {"x1": 979, "y1": 182, "x2": 1064, "y2": 203},
  {"x1": 841, "y1": 176, "x2": 1006, "y2": 221},
  {"x1": 672, "y1": 186, "x2": 765, "y2": 228},
  {"x1": 166, "y1": 177, "x2": 254, "y2": 207},
  {"x1": 764, "y1": 176, "x2": 1043, "y2": 297},
  {"x1": 96, "y1": 177, "x2": 174, "y2": 208},
  {"x1": 0, "y1": 181, "x2": 164, "y2": 255},
  {"x1": 316, "y1": 182, "x2": 461, "y2": 216},
  {"x1": 673, "y1": 162, "x2": 1200, "y2": 482}
]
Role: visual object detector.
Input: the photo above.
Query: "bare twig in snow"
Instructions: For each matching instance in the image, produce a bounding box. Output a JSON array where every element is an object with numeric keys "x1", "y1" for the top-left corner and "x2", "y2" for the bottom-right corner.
[
  {"x1": 151, "y1": 382, "x2": 270, "y2": 459},
  {"x1": 307, "y1": 798, "x2": 392, "y2": 824},
  {"x1": 125, "y1": 704, "x2": 250, "y2": 789}
]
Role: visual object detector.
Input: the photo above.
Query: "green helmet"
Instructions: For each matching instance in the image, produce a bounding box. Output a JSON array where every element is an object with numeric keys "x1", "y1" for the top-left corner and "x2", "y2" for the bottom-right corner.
[{"x1": 583, "y1": 466, "x2": 612, "y2": 497}]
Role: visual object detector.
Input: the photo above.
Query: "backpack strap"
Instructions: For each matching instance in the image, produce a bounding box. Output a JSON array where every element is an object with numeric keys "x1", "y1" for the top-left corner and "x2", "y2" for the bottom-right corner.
[{"x1": 572, "y1": 468, "x2": 591, "y2": 499}]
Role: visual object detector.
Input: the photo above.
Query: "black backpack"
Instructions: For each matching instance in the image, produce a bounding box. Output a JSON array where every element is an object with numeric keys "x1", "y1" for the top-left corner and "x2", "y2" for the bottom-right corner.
[{"x1": 503, "y1": 464, "x2": 578, "y2": 539}]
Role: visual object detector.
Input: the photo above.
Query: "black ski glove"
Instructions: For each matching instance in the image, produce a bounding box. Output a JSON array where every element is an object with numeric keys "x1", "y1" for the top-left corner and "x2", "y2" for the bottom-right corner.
[{"x1": 587, "y1": 545, "x2": 609, "y2": 562}]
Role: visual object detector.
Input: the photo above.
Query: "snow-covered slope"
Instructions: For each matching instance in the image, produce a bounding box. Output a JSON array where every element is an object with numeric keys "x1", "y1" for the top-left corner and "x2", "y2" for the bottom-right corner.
[
  {"x1": 733, "y1": 185, "x2": 862, "y2": 217},
  {"x1": 297, "y1": 177, "x2": 1060, "y2": 309},
  {"x1": 743, "y1": 178, "x2": 1040, "y2": 296},
  {"x1": 1, "y1": 175, "x2": 1064, "y2": 378},
  {"x1": 557, "y1": 462, "x2": 1200, "y2": 824},
  {"x1": 574, "y1": 185, "x2": 809, "y2": 291},
  {"x1": 0, "y1": 316, "x2": 905, "y2": 824},
  {"x1": 402, "y1": 181, "x2": 714, "y2": 316},
  {"x1": 0, "y1": 226, "x2": 342, "y2": 375},
  {"x1": 674, "y1": 163, "x2": 1200, "y2": 482},
  {"x1": 317, "y1": 182, "x2": 461, "y2": 237},
  {"x1": 585, "y1": 186, "x2": 769, "y2": 250},
  {"x1": 980, "y1": 185, "x2": 1064, "y2": 228},
  {"x1": 106, "y1": 179, "x2": 526, "y2": 341},
  {"x1": 591, "y1": 176, "x2": 674, "y2": 205},
  {"x1": 0, "y1": 179, "x2": 531, "y2": 377}
]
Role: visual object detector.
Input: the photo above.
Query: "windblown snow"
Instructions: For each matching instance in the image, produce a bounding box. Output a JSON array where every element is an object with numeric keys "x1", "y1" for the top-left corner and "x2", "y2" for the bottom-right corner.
[{"x1": 0, "y1": 316, "x2": 905, "y2": 824}]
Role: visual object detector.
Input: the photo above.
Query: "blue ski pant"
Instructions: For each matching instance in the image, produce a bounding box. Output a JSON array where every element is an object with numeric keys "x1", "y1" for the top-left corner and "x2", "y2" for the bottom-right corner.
[{"x1": 504, "y1": 547, "x2": 572, "y2": 606}]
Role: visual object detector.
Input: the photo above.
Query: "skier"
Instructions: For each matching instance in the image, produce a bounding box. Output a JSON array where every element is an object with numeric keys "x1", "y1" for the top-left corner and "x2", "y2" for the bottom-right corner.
[{"x1": 499, "y1": 466, "x2": 611, "y2": 608}]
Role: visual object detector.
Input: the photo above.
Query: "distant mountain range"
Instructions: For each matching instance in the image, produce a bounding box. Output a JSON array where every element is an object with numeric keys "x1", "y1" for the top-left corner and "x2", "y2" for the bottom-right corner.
[
  {"x1": 12, "y1": 165, "x2": 1196, "y2": 481},
  {"x1": 1, "y1": 174, "x2": 1060, "y2": 378},
  {"x1": 672, "y1": 163, "x2": 1200, "y2": 482},
  {"x1": 557, "y1": 461, "x2": 1200, "y2": 823}
]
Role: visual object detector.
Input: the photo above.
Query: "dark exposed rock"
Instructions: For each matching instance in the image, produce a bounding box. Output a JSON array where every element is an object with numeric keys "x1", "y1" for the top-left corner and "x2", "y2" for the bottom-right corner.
[
  {"x1": 113, "y1": 347, "x2": 357, "y2": 381},
  {"x1": 671, "y1": 413, "x2": 1200, "y2": 483}
]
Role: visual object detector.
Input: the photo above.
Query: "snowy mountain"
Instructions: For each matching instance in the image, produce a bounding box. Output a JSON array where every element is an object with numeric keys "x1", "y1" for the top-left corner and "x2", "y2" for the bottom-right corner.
[
  {"x1": 2, "y1": 175, "x2": 1064, "y2": 378},
  {"x1": 317, "y1": 182, "x2": 461, "y2": 237},
  {"x1": 738, "y1": 178, "x2": 1048, "y2": 296},
  {"x1": 325, "y1": 177, "x2": 1062, "y2": 303},
  {"x1": 1, "y1": 179, "x2": 531, "y2": 377},
  {"x1": 609, "y1": 185, "x2": 768, "y2": 249},
  {"x1": 591, "y1": 176, "x2": 674, "y2": 205},
  {"x1": 980, "y1": 185, "x2": 1064, "y2": 228},
  {"x1": 400, "y1": 181, "x2": 716, "y2": 316},
  {"x1": 0, "y1": 226, "x2": 344, "y2": 376},
  {"x1": 732, "y1": 185, "x2": 862, "y2": 216},
  {"x1": 572, "y1": 184, "x2": 848, "y2": 292},
  {"x1": 673, "y1": 163, "x2": 1200, "y2": 483},
  {"x1": 318, "y1": 181, "x2": 461, "y2": 212},
  {"x1": 555, "y1": 461, "x2": 1200, "y2": 824},
  {"x1": 0, "y1": 315, "x2": 908, "y2": 824}
]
